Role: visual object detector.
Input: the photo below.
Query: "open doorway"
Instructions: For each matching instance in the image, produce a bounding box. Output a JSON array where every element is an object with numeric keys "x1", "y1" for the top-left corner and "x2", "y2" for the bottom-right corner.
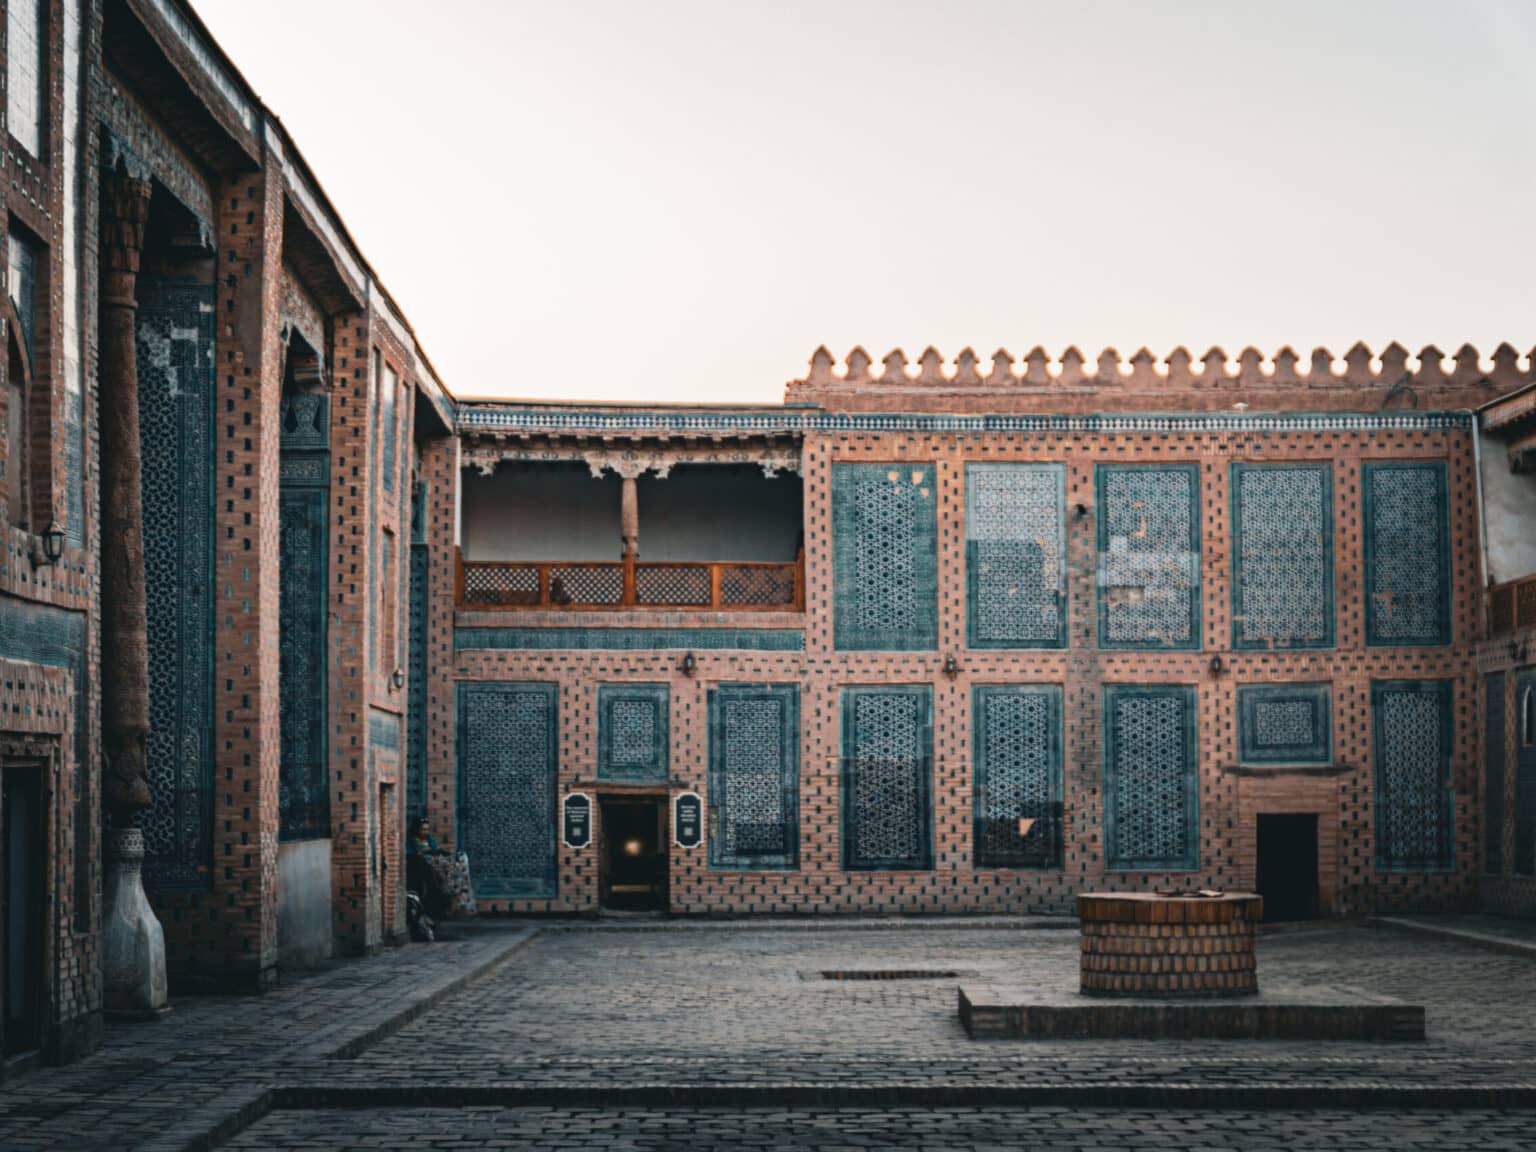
[
  {"x1": 599, "y1": 796, "x2": 668, "y2": 912},
  {"x1": 1256, "y1": 813, "x2": 1319, "y2": 922},
  {"x1": 2, "y1": 761, "x2": 44, "y2": 1057}
]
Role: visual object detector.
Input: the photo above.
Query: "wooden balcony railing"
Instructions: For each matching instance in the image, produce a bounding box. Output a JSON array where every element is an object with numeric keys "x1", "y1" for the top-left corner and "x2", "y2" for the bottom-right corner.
[
  {"x1": 456, "y1": 549, "x2": 805, "y2": 612},
  {"x1": 1489, "y1": 574, "x2": 1536, "y2": 637}
]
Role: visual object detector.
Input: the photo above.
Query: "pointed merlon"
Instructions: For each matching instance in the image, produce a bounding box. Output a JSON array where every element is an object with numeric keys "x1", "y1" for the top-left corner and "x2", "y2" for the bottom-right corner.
[
  {"x1": 954, "y1": 347, "x2": 983, "y2": 386},
  {"x1": 845, "y1": 346, "x2": 872, "y2": 384},
  {"x1": 808, "y1": 345, "x2": 837, "y2": 386},
  {"x1": 881, "y1": 348, "x2": 910, "y2": 383},
  {"x1": 984, "y1": 347, "x2": 1016, "y2": 387},
  {"x1": 916, "y1": 346, "x2": 946, "y2": 385}
]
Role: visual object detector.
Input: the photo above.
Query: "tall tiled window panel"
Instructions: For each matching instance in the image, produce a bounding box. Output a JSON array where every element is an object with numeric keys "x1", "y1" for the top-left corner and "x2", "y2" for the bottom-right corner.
[
  {"x1": 707, "y1": 684, "x2": 799, "y2": 871},
  {"x1": 137, "y1": 279, "x2": 216, "y2": 888},
  {"x1": 1362, "y1": 461, "x2": 1451, "y2": 646},
  {"x1": 5, "y1": 0, "x2": 43, "y2": 157},
  {"x1": 1230, "y1": 463, "x2": 1334, "y2": 649},
  {"x1": 456, "y1": 683, "x2": 558, "y2": 898},
  {"x1": 831, "y1": 463, "x2": 938, "y2": 650},
  {"x1": 840, "y1": 686, "x2": 934, "y2": 870},
  {"x1": 598, "y1": 683, "x2": 670, "y2": 784},
  {"x1": 1373, "y1": 680, "x2": 1453, "y2": 872},
  {"x1": 1485, "y1": 672, "x2": 1506, "y2": 875},
  {"x1": 965, "y1": 464, "x2": 1067, "y2": 649},
  {"x1": 278, "y1": 393, "x2": 331, "y2": 841},
  {"x1": 972, "y1": 685, "x2": 1063, "y2": 868},
  {"x1": 1096, "y1": 465, "x2": 1201, "y2": 650},
  {"x1": 1516, "y1": 670, "x2": 1536, "y2": 877},
  {"x1": 1103, "y1": 685, "x2": 1198, "y2": 871},
  {"x1": 406, "y1": 482, "x2": 430, "y2": 818}
]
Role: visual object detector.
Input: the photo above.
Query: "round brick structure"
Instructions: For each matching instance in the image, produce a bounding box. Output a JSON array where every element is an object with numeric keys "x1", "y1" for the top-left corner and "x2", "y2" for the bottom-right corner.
[{"x1": 1077, "y1": 892, "x2": 1262, "y2": 998}]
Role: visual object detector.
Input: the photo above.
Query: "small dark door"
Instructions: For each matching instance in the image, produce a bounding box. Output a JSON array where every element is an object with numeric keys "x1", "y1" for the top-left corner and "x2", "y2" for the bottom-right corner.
[
  {"x1": 2, "y1": 764, "x2": 44, "y2": 1055},
  {"x1": 599, "y1": 797, "x2": 667, "y2": 912},
  {"x1": 1256, "y1": 813, "x2": 1319, "y2": 922}
]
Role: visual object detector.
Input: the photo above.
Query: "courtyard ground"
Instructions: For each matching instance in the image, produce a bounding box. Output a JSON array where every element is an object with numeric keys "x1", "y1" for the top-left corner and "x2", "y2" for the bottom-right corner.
[{"x1": 4, "y1": 917, "x2": 1536, "y2": 1150}]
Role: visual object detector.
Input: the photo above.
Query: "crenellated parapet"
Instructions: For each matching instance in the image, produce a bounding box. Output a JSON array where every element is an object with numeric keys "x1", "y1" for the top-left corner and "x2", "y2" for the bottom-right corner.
[{"x1": 787, "y1": 343, "x2": 1532, "y2": 412}]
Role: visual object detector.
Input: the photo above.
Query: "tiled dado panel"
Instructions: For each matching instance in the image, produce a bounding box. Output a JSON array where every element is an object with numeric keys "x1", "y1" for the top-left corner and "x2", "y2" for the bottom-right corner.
[{"x1": 429, "y1": 425, "x2": 1480, "y2": 916}]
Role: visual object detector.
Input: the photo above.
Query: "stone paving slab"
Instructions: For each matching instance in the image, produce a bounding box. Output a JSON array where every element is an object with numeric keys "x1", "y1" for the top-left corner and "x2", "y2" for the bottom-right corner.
[
  {"x1": 1373, "y1": 914, "x2": 1536, "y2": 961},
  {"x1": 222, "y1": 1105, "x2": 1536, "y2": 1151},
  {"x1": 5, "y1": 917, "x2": 1536, "y2": 1151}
]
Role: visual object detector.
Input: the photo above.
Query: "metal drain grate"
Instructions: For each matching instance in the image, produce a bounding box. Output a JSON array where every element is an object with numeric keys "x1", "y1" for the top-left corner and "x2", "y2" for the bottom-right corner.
[{"x1": 803, "y1": 969, "x2": 974, "y2": 982}]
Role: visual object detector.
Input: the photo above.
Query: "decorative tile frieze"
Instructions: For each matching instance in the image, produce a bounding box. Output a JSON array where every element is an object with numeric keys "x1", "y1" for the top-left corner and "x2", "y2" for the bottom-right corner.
[{"x1": 454, "y1": 627, "x2": 804, "y2": 652}]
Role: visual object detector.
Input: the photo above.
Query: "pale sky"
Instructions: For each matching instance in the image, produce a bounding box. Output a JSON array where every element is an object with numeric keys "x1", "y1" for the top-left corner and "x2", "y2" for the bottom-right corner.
[{"x1": 195, "y1": 0, "x2": 1536, "y2": 405}]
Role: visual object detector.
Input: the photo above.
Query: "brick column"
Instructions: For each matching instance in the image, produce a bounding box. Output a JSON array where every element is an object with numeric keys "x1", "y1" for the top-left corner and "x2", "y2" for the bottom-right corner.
[{"x1": 204, "y1": 161, "x2": 286, "y2": 988}]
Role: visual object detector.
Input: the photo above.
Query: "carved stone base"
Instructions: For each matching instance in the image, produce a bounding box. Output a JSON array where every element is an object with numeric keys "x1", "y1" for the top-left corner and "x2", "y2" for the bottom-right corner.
[{"x1": 103, "y1": 828, "x2": 169, "y2": 1018}]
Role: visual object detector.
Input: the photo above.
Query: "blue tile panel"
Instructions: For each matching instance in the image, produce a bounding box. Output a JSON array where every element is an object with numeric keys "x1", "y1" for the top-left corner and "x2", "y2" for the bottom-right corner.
[
  {"x1": 965, "y1": 464, "x2": 1067, "y2": 649},
  {"x1": 456, "y1": 682, "x2": 558, "y2": 899},
  {"x1": 1362, "y1": 461, "x2": 1451, "y2": 647},
  {"x1": 136, "y1": 278, "x2": 216, "y2": 890},
  {"x1": 369, "y1": 709, "x2": 400, "y2": 751},
  {"x1": 407, "y1": 533, "x2": 430, "y2": 819},
  {"x1": 597, "y1": 683, "x2": 670, "y2": 784},
  {"x1": 707, "y1": 683, "x2": 799, "y2": 871},
  {"x1": 1096, "y1": 465, "x2": 1202, "y2": 651},
  {"x1": 831, "y1": 463, "x2": 939, "y2": 651},
  {"x1": 1103, "y1": 684, "x2": 1198, "y2": 871},
  {"x1": 459, "y1": 408, "x2": 1475, "y2": 435},
  {"x1": 455, "y1": 628, "x2": 804, "y2": 652},
  {"x1": 972, "y1": 685, "x2": 1063, "y2": 868},
  {"x1": 278, "y1": 394, "x2": 330, "y2": 842},
  {"x1": 1372, "y1": 679, "x2": 1454, "y2": 872},
  {"x1": 840, "y1": 685, "x2": 934, "y2": 871},
  {"x1": 1485, "y1": 673, "x2": 1506, "y2": 875},
  {"x1": 1230, "y1": 463, "x2": 1334, "y2": 650},
  {"x1": 1236, "y1": 683, "x2": 1332, "y2": 766},
  {"x1": 1516, "y1": 670, "x2": 1536, "y2": 877}
]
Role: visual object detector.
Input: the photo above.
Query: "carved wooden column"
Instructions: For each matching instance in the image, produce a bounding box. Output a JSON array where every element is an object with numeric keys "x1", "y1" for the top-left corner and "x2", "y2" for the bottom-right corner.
[
  {"x1": 99, "y1": 168, "x2": 168, "y2": 1015},
  {"x1": 620, "y1": 473, "x2": 639, "y2": 606}
]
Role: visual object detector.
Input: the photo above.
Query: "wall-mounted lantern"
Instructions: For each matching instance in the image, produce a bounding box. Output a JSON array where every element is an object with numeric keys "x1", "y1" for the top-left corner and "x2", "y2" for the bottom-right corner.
[
  {"x1": 1209, "y1": 654, "x2": 1224, "y2": 676},
  {"x1": 391, "y1": 666, "x2": 406, "y2": 690},
  {"x1": 943, "y1": 655, "x2": 959, "y2": 679},
  {"x1": 680, "y1": 652, "x2": 697, "y2": 676}
]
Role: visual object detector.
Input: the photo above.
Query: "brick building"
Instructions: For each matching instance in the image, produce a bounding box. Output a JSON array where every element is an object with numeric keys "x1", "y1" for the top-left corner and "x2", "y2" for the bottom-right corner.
[{"x1": 0, "y1": 0, "x2": 1534, "y2": 1074}]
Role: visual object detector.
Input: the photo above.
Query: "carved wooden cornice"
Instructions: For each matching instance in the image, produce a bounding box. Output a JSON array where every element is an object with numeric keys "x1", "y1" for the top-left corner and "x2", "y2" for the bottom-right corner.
[{"x1": 461, "y1": 433, "x2": 802, "y2": 479}]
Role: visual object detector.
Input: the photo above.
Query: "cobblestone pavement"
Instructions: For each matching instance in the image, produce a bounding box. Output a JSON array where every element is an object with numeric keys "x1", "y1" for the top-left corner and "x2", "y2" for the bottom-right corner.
[
  {"x1": 349, "y1": 922, "x2": 1536, "y2": 1090},
  {"x1": 4, "y1": 918, "x2": 1536, "y2": 1151},
  {"x1": 225, "y1": 1105, "x2": 1536, "y2": 1150}
]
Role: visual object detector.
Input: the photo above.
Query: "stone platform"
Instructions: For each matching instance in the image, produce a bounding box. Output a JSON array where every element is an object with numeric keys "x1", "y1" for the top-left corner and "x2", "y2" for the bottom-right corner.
[{"x1": 958, "y1": 978, "x2": 1425, "y2": 1041}]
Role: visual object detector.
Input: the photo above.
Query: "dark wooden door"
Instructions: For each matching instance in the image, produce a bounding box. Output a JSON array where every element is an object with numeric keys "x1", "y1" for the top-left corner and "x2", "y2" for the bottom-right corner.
[
  {"x1": 599, "y1": 797, "x2": 667, "y2": 912},
  {"x1": 2, "y1": 763, "x2": 44, "y2": 1055},
  {"x1": 1257, "y1": 813, "x2": 1319, "y2": 922}
]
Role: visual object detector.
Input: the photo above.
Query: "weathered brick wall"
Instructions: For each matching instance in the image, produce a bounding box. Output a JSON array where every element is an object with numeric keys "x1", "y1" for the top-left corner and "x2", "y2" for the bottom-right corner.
[{"x1": 439, "y1": 415, "x2": 1484, "y2": 917}]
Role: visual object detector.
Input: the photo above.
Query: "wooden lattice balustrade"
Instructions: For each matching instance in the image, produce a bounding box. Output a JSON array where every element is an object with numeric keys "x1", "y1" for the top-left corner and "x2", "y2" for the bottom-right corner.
[
  {"x1": 456, "y1": 549, "x2": 804, "y2": 611},
  {"x1": 1489, "y1": 574, "x2": 1536, "y2": 637}
]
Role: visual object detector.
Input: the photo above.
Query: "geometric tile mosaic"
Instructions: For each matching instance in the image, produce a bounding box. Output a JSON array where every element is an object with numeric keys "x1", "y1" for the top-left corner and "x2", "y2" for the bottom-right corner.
[
  {"x1": 1362, "y1": 461, "x2": 1451, "y2": 647},
  {"x1": 1095, "y1": 465, "x2": 1201, "y2": 650},
  {"x1": 1236, "y1": 682, "x2": 1332, "y2": 766},
  {"x1": 972, "y1": 684, "x2": 1063, "y2": 868},
  {"x1": 1103, "y1": 684, "x2": 1198, "y2": 870},
  {"x1": 1230, "y1": 463, "x2": 1334, "y2": 650},
  {"x1": 707, "y1": 684, "x2": 799, "y2": 871},
  {"x1": 456, "y1": 682, "x2": 559, "y2": 898},
  {"x1": 1372, "y1": 679, "x2": 1453, "y2": 872},
  {"x1": 840, "y1": 686, "x2": 934, "y2": 870},
  {"x1": 832, "y1": 463, "x2": 938, "y2": 651},
  {"x1": 136, "y1": 278, "x2": 216, "y2": 889},
  {"x1": 597, "y1": 683, "x2": 669, "y2": 784},
  {"x1": 1485, "y1": 672, "x2": 1506, "y2": 875},
  {"x1": 965, "y1": 464, "x2": 1067, "y2": 649}
]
